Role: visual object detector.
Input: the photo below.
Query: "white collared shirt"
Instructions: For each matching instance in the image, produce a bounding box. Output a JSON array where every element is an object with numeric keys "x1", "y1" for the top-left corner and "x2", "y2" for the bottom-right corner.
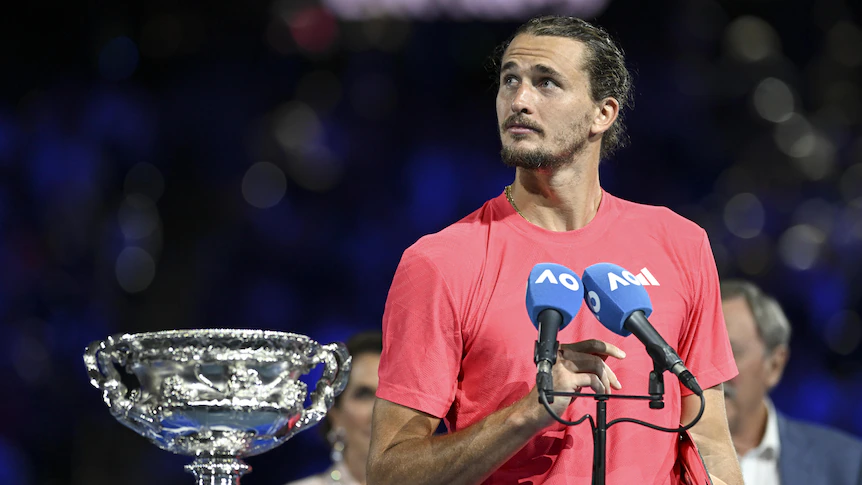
[{"x1": 738, "y1": 399, "x2": 781, "y2": 485}]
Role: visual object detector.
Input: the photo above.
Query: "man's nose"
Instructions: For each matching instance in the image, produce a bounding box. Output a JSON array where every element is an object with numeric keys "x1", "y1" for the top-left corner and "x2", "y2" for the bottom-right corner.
[{"x1": 511, "y1": 84, "x2": 535, "y2": 114}]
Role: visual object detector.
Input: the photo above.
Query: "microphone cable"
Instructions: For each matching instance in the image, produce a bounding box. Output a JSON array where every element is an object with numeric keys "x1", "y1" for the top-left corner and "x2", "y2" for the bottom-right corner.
[{"x1": 538, "y1": 388, "x2": 705, "y2": 433}]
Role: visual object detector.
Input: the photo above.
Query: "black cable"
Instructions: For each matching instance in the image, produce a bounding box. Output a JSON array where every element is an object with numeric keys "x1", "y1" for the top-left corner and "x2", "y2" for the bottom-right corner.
[
  {"x1": 539, "y1": 388, "x2": 595, "y2": 428},
  {"x1": 606, "y1": 391, "x2": 705, "y2": 432},
  {"x1": 539, "y1": 389, "x2": 706, "y2": 433}
]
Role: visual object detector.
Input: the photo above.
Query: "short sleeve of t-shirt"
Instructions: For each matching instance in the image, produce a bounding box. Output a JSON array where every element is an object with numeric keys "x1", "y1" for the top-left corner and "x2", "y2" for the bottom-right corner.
[
  {"x1": 676, "y1": 229, "x2": 739, "y2": 396},
  {"x1": 376, "y1": 245, "x2": 463, "y2": 418}
]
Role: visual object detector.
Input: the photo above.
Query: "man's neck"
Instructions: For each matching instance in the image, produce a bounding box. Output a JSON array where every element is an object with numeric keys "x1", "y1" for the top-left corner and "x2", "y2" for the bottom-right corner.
[
  {"x1": 732, "y1": 399, "x2": 770, "y2": 456},
  {"x1": 509, "y1": 159, "x2": 602, "y2": 232}
]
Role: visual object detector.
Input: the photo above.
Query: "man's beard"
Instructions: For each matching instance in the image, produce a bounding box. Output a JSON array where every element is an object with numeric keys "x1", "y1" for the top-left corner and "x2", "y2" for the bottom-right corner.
[{"x1": 500, "y1": 120, "x2": 590, "y2": 170}]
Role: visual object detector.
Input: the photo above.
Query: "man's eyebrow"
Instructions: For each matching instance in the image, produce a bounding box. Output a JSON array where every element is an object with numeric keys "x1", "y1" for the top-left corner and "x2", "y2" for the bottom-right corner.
[
  {"x1": 500, "y1": 62, "x2": 565, "y2": 79},
  {"x1": 534, "y1": 64, "x2": 564, "y2": 78}
]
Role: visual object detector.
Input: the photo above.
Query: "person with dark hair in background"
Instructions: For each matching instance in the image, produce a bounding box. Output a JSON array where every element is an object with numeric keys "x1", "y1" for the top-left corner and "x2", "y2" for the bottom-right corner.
[
  {"x1": 368, "y1": 15, "x2": 743, "y2": 485},
  {"x1": 721, "y1": 280, "x2": 862, "y2": 485},
  {"x1": 285, "y1": 331, "x2": 382, "y2": 485}
]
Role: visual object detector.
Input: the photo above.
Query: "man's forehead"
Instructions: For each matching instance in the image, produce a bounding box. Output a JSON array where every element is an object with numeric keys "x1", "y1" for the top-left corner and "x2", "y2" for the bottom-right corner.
[
  {"x1": 722, "y1": 296, "x2": 760, "y2": 335},
  {"x1": 501, "y1": 34, "x2": 587, "y2": 72}
]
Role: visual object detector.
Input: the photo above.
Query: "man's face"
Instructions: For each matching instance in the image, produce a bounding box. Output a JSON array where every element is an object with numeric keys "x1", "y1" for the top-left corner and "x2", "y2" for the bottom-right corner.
[
  {"x1": 496, "y1": 34, "x2": 598, "y2": 169},
  {"x1": 722, "y1": 296, "x2": 777, "y2": 434}
]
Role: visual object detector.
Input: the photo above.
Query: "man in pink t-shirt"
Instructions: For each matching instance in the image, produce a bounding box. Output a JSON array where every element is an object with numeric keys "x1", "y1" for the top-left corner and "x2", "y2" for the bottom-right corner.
[{"x1": 367, "y1": 15, "x2": 743, "y2": 485}]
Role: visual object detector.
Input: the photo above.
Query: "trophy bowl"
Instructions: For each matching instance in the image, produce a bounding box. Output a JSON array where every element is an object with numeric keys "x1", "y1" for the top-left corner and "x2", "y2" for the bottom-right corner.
[{"x1": 84, "y1": 329, "x2": 351, "y2": 484}]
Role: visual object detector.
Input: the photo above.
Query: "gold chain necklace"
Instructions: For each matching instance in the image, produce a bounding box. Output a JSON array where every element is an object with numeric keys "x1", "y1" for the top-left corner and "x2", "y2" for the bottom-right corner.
[{"x1": 505, "y1": 185, "x2": 528, "y2": 221}]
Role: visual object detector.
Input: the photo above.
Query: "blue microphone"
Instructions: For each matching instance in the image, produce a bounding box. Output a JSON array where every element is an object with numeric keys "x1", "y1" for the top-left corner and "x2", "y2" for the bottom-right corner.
[
  {"x1": 582, "y1": 263, "x2": 702, "y2": 395},
  {"x1": 525, "y1": 263, "x2": 584, "y2": 402}
]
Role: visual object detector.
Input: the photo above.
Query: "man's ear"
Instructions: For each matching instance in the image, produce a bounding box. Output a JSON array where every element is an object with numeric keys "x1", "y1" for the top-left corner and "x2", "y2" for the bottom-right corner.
[
  {"x1": 590, "y1": 97, "x2": 619, "y2": 137},
  {"x1": 764, "y1": 344, "x2": 789, "y2": 390}
]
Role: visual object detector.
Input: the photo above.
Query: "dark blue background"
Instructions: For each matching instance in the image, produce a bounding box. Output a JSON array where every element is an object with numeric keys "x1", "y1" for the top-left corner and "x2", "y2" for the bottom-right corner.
[{"x1": 1, "y1": 0, "x2": 860, "y2": 483}]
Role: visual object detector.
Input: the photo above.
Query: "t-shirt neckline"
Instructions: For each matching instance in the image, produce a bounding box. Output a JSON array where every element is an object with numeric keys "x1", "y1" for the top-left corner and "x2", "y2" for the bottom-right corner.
[{"x1": 493, "y1": 187, "x2": 618, "y2": 245}]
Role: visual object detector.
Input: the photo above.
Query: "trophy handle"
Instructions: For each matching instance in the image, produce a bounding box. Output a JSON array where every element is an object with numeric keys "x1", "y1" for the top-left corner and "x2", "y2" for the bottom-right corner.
[
  {"x1": 83, "y1": 337, "x2": 134, "y2": 415},
  {"x1": 296, "y1": 342, "x2": 352, "y2": 431}
]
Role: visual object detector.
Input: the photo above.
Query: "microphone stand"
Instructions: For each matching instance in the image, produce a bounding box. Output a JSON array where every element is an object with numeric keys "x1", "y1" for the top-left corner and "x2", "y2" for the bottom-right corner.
[{"x1": 539, "y1": 362, "x2": 670, "y2": 485}]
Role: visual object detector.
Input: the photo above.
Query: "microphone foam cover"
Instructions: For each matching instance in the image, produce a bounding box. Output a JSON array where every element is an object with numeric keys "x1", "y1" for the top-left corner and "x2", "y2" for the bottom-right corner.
[
  {"x1": 581, "y1": 262, "x2": 653, "y2": 336},
  {"x1": 525, "y1": 263, "x2": 584, "y2": 330}
]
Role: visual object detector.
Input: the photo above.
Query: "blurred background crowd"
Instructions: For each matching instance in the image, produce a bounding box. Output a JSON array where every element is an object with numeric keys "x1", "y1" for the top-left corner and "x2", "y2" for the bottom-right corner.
[{"x1": 1, "y1": 0, "x2": 860, "y2": 483}]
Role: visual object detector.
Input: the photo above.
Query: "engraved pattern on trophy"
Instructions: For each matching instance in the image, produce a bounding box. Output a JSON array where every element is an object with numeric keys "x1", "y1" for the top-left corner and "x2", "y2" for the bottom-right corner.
[{"x1": 84, "y1": 329, "x2": 351, "y2": 485}]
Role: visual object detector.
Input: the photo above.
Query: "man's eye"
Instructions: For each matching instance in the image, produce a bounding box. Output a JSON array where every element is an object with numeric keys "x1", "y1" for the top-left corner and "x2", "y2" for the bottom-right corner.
[
  {"x1": 503, "y1": 75, "x2": 518, "y2": 86},
  {"x1": 539, "y1": 78, "x2": 558, "y2": 88}
]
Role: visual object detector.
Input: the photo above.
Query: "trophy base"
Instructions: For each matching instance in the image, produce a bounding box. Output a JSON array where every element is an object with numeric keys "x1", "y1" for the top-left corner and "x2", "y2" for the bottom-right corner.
[{"x1": 184, "y1": 457, "x2": 251, "y2": 485}]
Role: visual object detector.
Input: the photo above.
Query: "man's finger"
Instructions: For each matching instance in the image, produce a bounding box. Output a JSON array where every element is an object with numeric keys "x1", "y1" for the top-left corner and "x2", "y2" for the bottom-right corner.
[
  {"x1": 558, "y1": 354, "x2": 621, "y2": 392},
  {"x1": 559, "y1": 353, "x2": 602, "y2": 375},
  {"x1": 559, "y1": 372, "x2": 603, "y2": 394},
  {"x1": 605, "y1": 361, "x2": 622, "y2": 390},
  {"x1": 560, "y1": 339, "x2": 626, "y2": 359},
  {"x1": 586, "y1": 374, "x2": 605, "y2": 394}
]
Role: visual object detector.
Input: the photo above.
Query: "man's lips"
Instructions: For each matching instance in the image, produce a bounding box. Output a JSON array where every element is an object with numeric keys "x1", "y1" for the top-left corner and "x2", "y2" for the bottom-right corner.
[{"x1": 505, "y1": 124, "x2": 540, "y2": 134}]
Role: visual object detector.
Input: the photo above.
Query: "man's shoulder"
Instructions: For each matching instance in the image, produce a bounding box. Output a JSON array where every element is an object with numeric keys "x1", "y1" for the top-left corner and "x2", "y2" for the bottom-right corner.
[
  {"x1": 613, "y1": 195, "x2": 704, "y2": 235},
  {"x1": 403, "y1": 200, "x2": 495, "y2": 265},
  {"x1": 779, "y1": 411, "x2": 862, "y2": 455},
  {"x1": 412, "y1": 216, "x2": 485, "y2": 253},
  {"x1": 611, "y1": 194, "x2": 706, "y2": 243}
]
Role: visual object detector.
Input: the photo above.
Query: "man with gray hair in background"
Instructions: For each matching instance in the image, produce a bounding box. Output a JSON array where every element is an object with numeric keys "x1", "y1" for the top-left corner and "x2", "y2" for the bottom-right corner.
[{"x1": 721, "y1": 279, "x2": 862, "y2": 485}]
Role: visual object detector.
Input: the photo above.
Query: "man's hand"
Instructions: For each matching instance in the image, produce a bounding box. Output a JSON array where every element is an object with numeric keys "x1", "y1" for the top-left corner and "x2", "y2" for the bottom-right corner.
[
  {"x1": 368, "y1": 339, "x2": 626, "y2": 485},
  {"x1": 517, "y1": 339, "x2": 626, "y2": 429}
]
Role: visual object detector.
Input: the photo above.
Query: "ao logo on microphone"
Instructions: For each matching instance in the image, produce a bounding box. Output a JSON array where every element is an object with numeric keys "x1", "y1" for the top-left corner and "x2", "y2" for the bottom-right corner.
[
  {"x1": 534, "y1": 268, "x2": 581, "y2": 292},
  {"x1": 587, "y1": 270, "x2": 638, "y2": 315},
  {"x1": 587, "y1": 290, "x2": 602, "y2": 314},
  {"x1": 585, "y1": 267, "x2": 659, "y2": 318},
  {"x1": 609, "y1": 270, "x2": 641, "y2": 291}
]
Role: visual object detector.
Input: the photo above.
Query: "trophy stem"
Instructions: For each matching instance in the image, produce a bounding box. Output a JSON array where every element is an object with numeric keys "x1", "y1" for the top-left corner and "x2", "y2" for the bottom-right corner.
[{"x1": 184, "y1": 457, "x2": 251, "y2": 485}]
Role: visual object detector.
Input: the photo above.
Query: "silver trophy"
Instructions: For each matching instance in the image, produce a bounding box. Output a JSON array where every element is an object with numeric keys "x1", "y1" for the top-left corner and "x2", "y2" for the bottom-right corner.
[{"x1": 84, "y1": 329, "x2": 351, "y2": 484}]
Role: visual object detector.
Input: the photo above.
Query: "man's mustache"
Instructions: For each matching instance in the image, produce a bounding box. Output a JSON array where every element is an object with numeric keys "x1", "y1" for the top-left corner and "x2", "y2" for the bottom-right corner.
[{"x1": 502, "y1": 115, "x2": 543, "y2": 133}]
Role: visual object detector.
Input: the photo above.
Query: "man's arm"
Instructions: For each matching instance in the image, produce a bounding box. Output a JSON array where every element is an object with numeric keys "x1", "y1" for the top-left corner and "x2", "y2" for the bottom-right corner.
[
  {"x1": 682, "y1": 384, "x2": 743, "y2": 485},
  {"x1": 366, "y1": 395, "x2": 544, "y2": 485},
  {"x1": 367, "y1": 339, "x2": 625, "y2": 485}
]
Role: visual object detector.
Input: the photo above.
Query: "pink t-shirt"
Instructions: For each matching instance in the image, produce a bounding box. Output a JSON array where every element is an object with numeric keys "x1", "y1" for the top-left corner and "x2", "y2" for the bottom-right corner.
[{"x1": 377, "y1": 190, "x2": 738, "y2": 485}]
